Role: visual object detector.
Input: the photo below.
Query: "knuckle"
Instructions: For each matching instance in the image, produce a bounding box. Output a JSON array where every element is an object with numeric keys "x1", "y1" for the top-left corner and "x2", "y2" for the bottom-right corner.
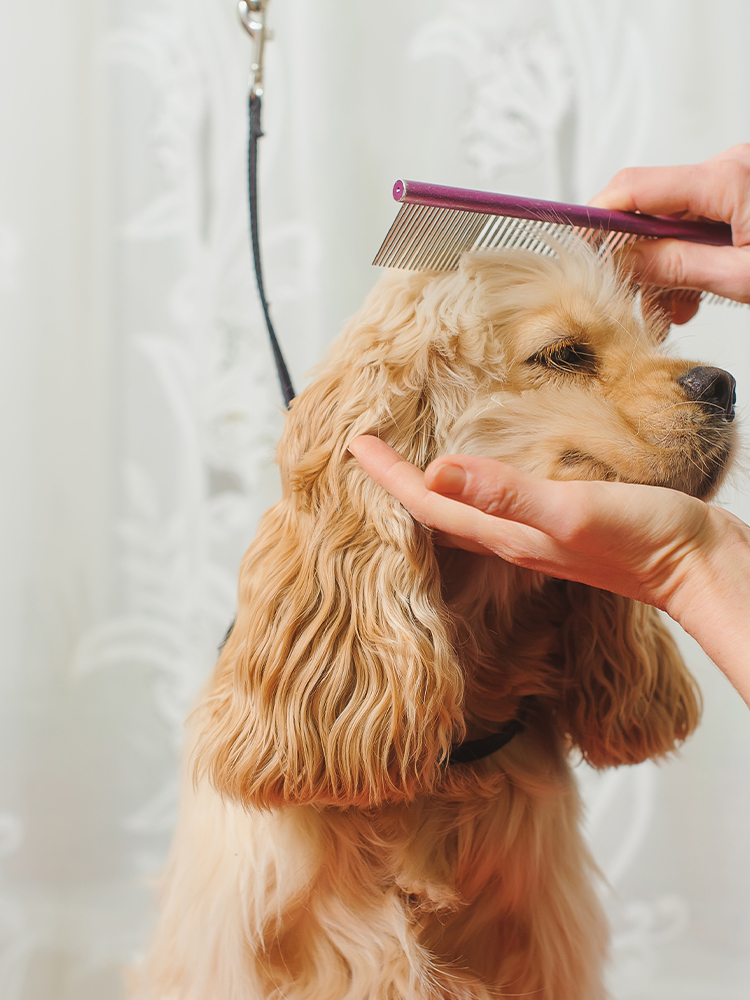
[
  {"x1": 553, "y1": 489, "x2": 597, "y2": 545},
  {"x1": 555, "y1": 514, "x2": 587, "y2": 548},
  {"x1": 712, "y1": 158, "x2": 750, "y2": 196},
  {"x1": 725, "y1": 252, "x2": 750, "y2": 301},
  {"x1": 647, "y1": 243, "x2": 688, "y2": 287},
  {"x1": 611, "y1": 166, "x2": 637, "y2": 187},
  {"x1": 483, "y1": 488, "x2": 512, "y2": 519},
  {"x1": 723, "y1": 142, "x2": 750, "y2": 164},
  {"x1": 607, "y1": 167, "x2": 639, "y2": 196},
  {"x1": 664, "y1": 248, "x2": 688, "y2": 287}
]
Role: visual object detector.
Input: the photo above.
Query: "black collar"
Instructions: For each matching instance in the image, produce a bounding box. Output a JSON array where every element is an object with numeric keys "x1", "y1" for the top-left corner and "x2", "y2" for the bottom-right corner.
[{"x1": 448, "y1": 716, "x2": 524, "y2": 765}]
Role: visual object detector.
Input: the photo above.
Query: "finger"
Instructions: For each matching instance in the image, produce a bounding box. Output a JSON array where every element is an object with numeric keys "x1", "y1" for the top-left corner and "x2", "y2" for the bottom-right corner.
[
  {"x1": 423, "y1": 457, "x2": 672, "y2": 593},
  {"x1": 424, "y1": 456, "x2": 578, "y2": 539},
  {"x1": 422, "y1": 457, "x2": 618, "y2": 580},
  {"x1": 347, "y1": 437, "x2": 489, "y2": 551},
  {"x1": 424, "y1": 455, "x2": 665, "y2": 558},
  {"x1": 642, "y1": 289, "x2": 701, "y2": 326},
  {"x1": 623, "y1": 240, "x2": 750, "y2": 303},
  {"x1": 347, "y1": 436, "x2": 431, "y2": 509},
  {"x1": 348, "y1": 438, "x2": 556, "y2": 560},
  {"x1": 669, "y1": 295, "x2": 701, "y2": 325},
  {"x1": 707, "y1": 143, "x2": 750, "y2": 167},
  {"x1": 634, "y1": 286, "x2": 699, "y2": 330},
  {"x1": 589, "y1": 164, "x2": 713, "y2": 216},
  {"x1": 347, "y1": 435, "x2": 414, "y2": 483},
  {"x1": 588, "y1": 161, "x2": 750, "y2": 244}
]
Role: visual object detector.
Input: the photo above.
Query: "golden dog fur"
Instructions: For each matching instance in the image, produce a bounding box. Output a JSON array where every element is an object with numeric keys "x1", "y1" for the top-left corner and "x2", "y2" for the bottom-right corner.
[{"x1": 136, "y1": 246, "x2": 735, "y2": 999}]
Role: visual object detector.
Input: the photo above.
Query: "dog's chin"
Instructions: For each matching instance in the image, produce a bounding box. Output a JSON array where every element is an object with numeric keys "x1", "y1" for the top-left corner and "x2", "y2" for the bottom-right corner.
[
  {"x1": 661, "y1": 441, "x2": 735, "y2": 501},
  {"x1": 554, "y1": 442, "x2": 734, "y2": 501}
]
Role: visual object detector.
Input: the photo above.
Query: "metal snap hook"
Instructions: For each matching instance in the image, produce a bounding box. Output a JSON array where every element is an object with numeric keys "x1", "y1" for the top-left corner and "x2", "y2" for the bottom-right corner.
[
  {"x1": 238, "y1": 0, "x2": 270, "y2": 96},
  {"x1": 238, "y1": 0, "x2": 264, "y2": 35}
]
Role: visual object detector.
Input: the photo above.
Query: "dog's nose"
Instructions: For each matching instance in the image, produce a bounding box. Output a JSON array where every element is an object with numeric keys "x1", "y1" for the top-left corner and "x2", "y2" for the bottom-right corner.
[{"x1": 678, "y1": 365, "x2": 736, "y2": 422}]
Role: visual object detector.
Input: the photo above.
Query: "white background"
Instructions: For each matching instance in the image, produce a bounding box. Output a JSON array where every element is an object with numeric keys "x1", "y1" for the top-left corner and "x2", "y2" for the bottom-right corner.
[{"x1": 0, "y1": 1, "x2": 748, "y2": 997}]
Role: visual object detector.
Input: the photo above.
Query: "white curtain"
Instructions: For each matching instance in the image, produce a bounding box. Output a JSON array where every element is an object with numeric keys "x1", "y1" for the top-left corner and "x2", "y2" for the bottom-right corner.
[{"x1": 1, "y1": 1, "x2": 748, "y2": 997}]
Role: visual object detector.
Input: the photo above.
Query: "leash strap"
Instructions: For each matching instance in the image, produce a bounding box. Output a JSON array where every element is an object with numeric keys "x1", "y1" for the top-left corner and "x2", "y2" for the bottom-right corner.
[{"x1": 248, "y1": 92, "x2": 295, "y2": 408}]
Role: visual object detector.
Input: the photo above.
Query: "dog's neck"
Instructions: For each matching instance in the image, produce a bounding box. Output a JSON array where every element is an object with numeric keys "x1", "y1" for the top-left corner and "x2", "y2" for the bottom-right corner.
[{"x1": 438, "y1": 548, "x2": 565, "y2": 737}]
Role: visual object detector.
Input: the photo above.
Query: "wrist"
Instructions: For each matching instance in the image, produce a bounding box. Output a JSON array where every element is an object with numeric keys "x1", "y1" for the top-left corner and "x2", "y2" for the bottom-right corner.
[{"x1": 666, "y1": 508, "x2": 750, "y2": 706}]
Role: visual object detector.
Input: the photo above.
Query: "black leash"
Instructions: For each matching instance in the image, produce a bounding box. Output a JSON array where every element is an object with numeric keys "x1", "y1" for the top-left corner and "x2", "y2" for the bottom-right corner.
[
  {"x1": 247, "y1": 93, "x2": 295, "y2": 407},
  {"x1": 240, "y1": 1, "x2": 295, "y2": 408}
]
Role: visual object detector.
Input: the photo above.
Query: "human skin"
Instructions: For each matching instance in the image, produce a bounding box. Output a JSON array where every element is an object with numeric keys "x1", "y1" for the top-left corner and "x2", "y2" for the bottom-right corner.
[
  {"x1": 590, "y1": 144, "x2": 750, "y2": 323},
  {"x1": 347, "y1": 437, "x2": 750, "y2": 708}
]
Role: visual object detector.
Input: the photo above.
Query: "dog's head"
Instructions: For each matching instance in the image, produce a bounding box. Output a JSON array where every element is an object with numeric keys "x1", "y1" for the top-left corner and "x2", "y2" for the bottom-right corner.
[
  {"x1": 196, "y1": 246, "x2": 736, "y2": 807},
  {"x1": 444, "y1": 253, "x2": 735, "y2": 498}
]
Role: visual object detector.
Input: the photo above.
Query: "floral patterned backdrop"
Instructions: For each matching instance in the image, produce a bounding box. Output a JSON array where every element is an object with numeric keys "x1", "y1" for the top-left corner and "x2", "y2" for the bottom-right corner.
[{"x1": 0, "y1": 1, "x2": 749, "y2": 997}]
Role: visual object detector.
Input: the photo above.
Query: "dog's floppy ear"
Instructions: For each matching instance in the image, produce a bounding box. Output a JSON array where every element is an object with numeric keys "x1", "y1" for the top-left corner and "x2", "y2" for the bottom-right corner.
[
  {"x1": 193, "y1": 275, "x2": 466, "y2": 809},
  {"x1": 559, "y1": 585, "x2": 700, "y2": 767}
]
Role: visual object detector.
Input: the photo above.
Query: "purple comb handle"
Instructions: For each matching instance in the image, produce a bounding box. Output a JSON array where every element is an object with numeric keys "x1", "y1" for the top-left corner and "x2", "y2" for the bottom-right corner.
[{"x1": 393, "y1": 180, "x2": 733, "y2": 247}]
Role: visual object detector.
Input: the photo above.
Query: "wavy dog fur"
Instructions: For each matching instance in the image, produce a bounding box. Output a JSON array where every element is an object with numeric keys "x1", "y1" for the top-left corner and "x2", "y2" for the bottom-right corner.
[{"x1": 136, "y1": 246, "x2": 735, "y2": 1000}]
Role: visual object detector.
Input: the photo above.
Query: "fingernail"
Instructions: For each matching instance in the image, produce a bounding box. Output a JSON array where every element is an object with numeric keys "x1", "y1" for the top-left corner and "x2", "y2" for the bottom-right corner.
[
  {"x1": 428, "y1": 463, "x2": 466, "y2": 494},
  {"x1": 346, "y1": 435, "x2": 371, "y2": 457}
]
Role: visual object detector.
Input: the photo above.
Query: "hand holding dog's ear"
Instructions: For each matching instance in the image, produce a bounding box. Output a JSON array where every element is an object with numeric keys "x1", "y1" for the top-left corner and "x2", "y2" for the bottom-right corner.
[{"x1": 348, "y1": 436, "x2": 750, "y2": 706}]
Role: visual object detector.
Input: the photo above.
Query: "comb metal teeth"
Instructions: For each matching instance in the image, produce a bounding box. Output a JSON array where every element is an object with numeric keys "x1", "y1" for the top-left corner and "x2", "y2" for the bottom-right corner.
[
  {"x1": 373, "y1": 203, "x2": 640, "y2": 268},
  {"x1": 373, "y1": 203, "x2": 740, "y2": 308}
]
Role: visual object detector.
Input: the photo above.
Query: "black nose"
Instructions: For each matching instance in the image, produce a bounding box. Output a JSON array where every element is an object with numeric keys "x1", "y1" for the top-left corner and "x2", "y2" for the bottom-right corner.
[{"x1": 678, "y1": 365, "x2": 736, "y2": 422}]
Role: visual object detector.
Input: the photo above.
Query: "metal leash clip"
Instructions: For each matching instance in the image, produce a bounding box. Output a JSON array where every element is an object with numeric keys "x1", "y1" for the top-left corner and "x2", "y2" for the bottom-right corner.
[
  {"x1": 238, "y1": 0, "x2": 271, "y2": 97},
  {"x1": 237, "y1": 0, "x2": 295, "y2": 407}
]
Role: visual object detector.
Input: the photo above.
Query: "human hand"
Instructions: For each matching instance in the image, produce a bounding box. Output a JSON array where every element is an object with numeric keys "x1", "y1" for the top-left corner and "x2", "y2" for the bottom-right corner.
[
  {"x1": 348, "y1": 436, "x2": 750, "y2": 702},
  {"x1": 348, "y1": 436, "x2": 717, "y2": 609},
  {"x1": 590, "y1": 144, "x2": 750, "y2": 323}
]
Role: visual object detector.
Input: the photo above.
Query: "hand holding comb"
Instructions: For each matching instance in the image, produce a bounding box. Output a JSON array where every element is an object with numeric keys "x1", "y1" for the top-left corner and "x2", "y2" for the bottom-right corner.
[{"x1": 374, "y1": 180, "x2": 738, "y2": 307}]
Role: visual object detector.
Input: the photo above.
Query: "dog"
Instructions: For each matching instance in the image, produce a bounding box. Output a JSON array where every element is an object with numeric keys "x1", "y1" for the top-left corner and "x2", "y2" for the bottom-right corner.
[{"x1": 136, "y1": 245, "x2": 736, "y2": 999}]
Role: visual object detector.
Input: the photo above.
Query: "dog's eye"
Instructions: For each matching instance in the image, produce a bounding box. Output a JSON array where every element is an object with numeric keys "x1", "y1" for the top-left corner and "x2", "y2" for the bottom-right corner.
[{"x1": 527, "y1": 342, "x2": 597, "y2": 375}]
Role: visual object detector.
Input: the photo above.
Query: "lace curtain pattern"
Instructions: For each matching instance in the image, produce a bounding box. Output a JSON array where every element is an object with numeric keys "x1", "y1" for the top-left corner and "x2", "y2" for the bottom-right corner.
[{"x1": 1, "y1": 1, "x2": 748, "y2": 997}]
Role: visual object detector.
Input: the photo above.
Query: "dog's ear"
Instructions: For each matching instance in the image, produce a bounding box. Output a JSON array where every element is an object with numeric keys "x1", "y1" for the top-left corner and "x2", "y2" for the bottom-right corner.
[
  {"x1": 559, "y1": 584, "x2": 701, "y2": 767},
  {"x1": 192, "y1": 275, "x2": 466, "y2": 809}
]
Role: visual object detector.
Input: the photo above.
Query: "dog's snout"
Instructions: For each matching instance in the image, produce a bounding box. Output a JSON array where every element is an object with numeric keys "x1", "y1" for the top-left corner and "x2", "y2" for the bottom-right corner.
[{"x1": 678, "y1": 365, "x2": 736, "y2": 422}]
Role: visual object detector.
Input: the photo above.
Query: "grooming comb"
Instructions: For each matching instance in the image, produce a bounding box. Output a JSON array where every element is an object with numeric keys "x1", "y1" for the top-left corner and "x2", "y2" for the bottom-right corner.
[{"x1": 373, "y1": 180, "x2": 740, "y2": 307}]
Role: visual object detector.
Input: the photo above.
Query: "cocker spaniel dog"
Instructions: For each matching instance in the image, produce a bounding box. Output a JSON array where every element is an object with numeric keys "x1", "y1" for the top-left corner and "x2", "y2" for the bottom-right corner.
[{"x1": 137, "y1": 245, "x2": 736, "y2": 999}]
